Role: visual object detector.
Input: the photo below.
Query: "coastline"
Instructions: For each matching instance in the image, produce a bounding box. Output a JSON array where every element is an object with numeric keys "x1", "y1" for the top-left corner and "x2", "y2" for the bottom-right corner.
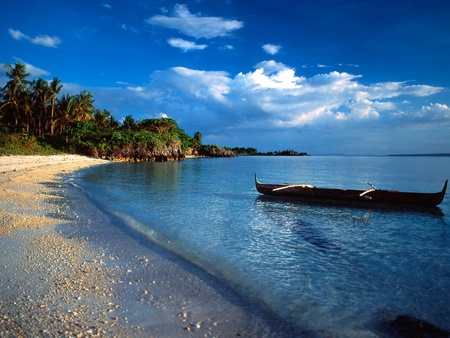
[{"x1": 0, "y1": 155, "x2": 293, "y2": 337}]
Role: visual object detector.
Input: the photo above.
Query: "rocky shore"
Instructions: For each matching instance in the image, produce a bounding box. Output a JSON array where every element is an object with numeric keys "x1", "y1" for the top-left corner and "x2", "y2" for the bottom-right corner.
[{"x1": 0, "y1": 155, "x2": 292, "y2": 337}]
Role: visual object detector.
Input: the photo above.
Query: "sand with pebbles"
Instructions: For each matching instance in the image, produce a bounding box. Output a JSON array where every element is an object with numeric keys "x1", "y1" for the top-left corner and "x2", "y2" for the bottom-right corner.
[{"x1": 0, "y1": 155, "x2": 293, "y2": 337}]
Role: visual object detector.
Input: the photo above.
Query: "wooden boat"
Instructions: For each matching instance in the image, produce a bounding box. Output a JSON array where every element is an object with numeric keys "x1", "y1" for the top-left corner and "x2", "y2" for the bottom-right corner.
[{"x1": 255, "y1": 174, "x2": 448, "y2": 207}]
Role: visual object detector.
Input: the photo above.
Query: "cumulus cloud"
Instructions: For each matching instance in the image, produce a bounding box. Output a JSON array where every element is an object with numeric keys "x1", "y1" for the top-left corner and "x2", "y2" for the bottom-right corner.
[
  {"x1": 12, "y1": 58, "x2": 50, "y2": 77},
  {"x1": 167, "y1": 38, "x2": 208, "y2": 52},
  {"x1": 147, "y1": 61, "x2": 444, "y2": 130},
  {"x1": 236, "y1": 62, "x2": 302, "y2": 90},
  {"x1": 8, "y1": 28, "x2": 61, "y2": 48},
  {"x1": 416, "y1": 103, "x2": 450, "y2": 125},
  {"x1": 157, "y1": 67, "x2": 231, "y2": 103},
  {"x1": 146, "y1": 4, "x2": 243, "y2": 39},
  {"x1": 69, "y1": 60, "x2": 446, "y2": 150},
  {"x1": 262, "y1": 44, "x2": 281, "y2": 55}
]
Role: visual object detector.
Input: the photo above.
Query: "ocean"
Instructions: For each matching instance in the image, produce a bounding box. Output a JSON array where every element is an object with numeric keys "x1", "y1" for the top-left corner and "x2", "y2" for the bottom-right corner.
[{"x1": 71, "y1": 156, "x2": 450, "y2": 336}]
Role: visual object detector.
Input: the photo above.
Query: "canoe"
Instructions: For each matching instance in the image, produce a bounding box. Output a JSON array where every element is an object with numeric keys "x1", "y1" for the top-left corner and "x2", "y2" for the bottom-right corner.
[{"x1": 255, "y1": 174, "x2": 448, "y2": 207}]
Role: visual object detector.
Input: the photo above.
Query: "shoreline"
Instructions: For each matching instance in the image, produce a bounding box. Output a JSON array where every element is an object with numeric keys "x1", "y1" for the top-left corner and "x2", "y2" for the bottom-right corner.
[{"x1": 0, "y1": 155, "x2": 294, "y2": 337}]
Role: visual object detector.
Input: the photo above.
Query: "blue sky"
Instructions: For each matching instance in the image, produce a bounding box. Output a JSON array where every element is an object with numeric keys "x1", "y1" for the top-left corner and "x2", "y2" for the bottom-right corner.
[{"x1": 2, "y1": 0, "x2": 450, "y2": 155}]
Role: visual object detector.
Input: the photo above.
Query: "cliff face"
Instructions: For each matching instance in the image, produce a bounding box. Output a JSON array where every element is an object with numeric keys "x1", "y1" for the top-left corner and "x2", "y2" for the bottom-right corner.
[
  {"x1": 198, "y1": 145, "x2": 235, "y2": 158},
  {"x1": 105, "y1": 142, "x2": 185, "y2": 162},
  {"x1": 104, "y1": 144, "x2": 235, "y2": 162}
]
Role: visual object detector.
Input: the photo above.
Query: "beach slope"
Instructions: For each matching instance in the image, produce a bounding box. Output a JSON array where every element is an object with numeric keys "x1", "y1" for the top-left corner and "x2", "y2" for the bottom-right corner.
[{"x1": 0, "y1": 155, "x2": 290, "y2": 337}]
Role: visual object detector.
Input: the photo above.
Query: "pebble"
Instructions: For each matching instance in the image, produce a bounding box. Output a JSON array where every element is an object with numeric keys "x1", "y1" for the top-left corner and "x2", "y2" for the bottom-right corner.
[{"x1": 0, "y1": 163, "x2": 145, "y2": 337}]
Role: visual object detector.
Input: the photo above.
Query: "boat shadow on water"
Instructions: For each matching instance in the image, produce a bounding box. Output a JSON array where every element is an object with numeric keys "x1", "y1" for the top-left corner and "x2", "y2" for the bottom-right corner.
[
  {"x1": 253, "y1": 196, "x2": 344, "y2": 254},
  {"x1": 253, "y1": 195, "x2": 450, "y2": 336},
  {"x1": 255, "y1": 194, "x2": 446, "y2": 217},
  {"x1": 254, "y1": 195, "x2": 448, "y2": 251}
]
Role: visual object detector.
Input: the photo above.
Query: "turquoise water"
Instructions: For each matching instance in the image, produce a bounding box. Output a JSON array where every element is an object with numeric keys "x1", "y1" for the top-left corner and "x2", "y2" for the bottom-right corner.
[{"x1": 76, "y1": 156, "x2": 450, "y2": 336}]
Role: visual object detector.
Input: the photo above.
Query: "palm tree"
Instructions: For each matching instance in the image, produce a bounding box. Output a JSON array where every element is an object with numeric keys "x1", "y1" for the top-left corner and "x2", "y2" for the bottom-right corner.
[
  {"x1": 122, "y1": 114, "x2": 136, "y2": 131},
  {"x1": 30, "y1": 78, "x2": 49, "y2": 137},
  {"x1": 93, "y1": 109, "x2": 117, "y2": 131},
  {"x1": 73, "y1": 91, "x2": 94, "y2": 122},
  {"x1": 48, "y1": 77, "x2": 63, "y2": 136},
  {"x1": 55, "y1": 93, "x2": 75, "y2": 141},
  {"x1": 0, "y1": 62, "x2": 30, "y2": 131},
  {"x1": 192, "y1": 131, "x2": 203, "y2": 148}
]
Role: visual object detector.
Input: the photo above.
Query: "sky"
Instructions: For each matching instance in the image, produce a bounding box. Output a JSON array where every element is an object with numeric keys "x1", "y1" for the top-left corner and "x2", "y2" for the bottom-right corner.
[{"x1": 1, "y1": 0, "x2": 450, "y2": 155}]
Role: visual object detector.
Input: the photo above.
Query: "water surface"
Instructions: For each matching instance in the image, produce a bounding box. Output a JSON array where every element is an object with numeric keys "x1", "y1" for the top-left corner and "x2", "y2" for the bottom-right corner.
[{"x1": 76, "y1": 156, "x2": 450, "y2": 336}]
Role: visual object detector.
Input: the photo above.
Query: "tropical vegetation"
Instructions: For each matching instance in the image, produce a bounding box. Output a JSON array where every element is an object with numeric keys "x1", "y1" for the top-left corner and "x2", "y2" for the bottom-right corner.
[
  {"x1": 0, "y1": 62, "x2": 208, "y2": 159},
  {"x1": 231, "y1": 147, "x2": 307, "y2": 156},
  {"x1": 1, "y1": 62, "x2": 306, "y2": 158}
]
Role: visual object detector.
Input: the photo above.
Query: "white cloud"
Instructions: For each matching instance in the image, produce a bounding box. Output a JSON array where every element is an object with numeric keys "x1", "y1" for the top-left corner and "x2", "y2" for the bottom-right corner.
[
  {"x1": 8, "y1": 29, "x2": 26, "y2": 40},
  {"x1": 262, "y1": 44, "x2": 281, "y2": 55},
  {"x1": 303, "y1": 63, "x2": 360, "y2": 69},
  {"x1": 145, "y1": 61, "x2": 444, "y2": 129},
  {"x1": 338, "y1": 63, "x2": 360, "y2": 68},
  {"x1": 64, "y1": 60, "x2": 447, "y2": 152},
  {"x1": 363, "y1": 82, "x2": 443, "y2": 100},
  {"x1": 8, "y1": 28, "x2": 61, "y2": 48},
  {"x1": 11, "y1": 58, "x2": 50, "y2": 77},
  {"x1": 254, "y1": 60, "x2": 290, "y2": 73},
  {"x1": 167, "y1": 38, "x2": 208, "y2": 52},
  {"x1": 0, "y1": 59, "x2": 48, "y2": 85},
  {"x1": 167, "y1": 67, "x2": 231, "y2": 103},
  {"x1": 32, "y1": 35, "x2": 62, "y2": 48},
  {"x1": 220, "y1": 44, "x2": 234, "y2": 50},
  {"x1": 345, "y1": 98, "x2": 381, "y2": 120},
  {"x1": 120, "y1": 24, "x2": 138, "y2": 33},
  {"x1": 146, "y1": 4, "x2": 243, "y2": 39},
  {"x1": 416, "y1": 103, "x2": 450, "y2": 125},
  {"x1": 236, "y1": 66, "x2": 302, "y2": 90}
]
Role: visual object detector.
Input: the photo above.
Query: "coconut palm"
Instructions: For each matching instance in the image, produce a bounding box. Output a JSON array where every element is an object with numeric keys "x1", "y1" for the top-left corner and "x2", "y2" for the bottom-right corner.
[
  {"x1": 48, "y1": 77, "x2": 63, "y2": 136},
  {"x1": 30, "y1": 78, "x2": 50, "y2": 137},
  {"x1": 55, "y1": 93, "x2": 75, "y2": 140},
  {"x1": 73, "y1": 91, "x2": 94, "y2": 122},
  {"x1": 93, "y1": 109, "x2": 118, "y2": 131},
  {"x1": 122, "y1": 114, "x2": 136, "y2": 131},
  {"x1": 0, "y1": 62, "x2": 30, "y2": 131}
]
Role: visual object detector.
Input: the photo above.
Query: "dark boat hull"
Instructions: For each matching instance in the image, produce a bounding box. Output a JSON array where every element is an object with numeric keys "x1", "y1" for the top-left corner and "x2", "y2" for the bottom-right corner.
[{"x1": 255, "y1": 175, "x2": 447, "y2": 207}]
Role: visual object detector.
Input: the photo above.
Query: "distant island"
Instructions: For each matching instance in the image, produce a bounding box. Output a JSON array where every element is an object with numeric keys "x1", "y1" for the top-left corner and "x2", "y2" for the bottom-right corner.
[
  {"x1": 231, "y1": 148, "x2": 308, "y2": 156},
  {"x1": 389, "y1": 153, "x2": 450, "y2": 157}
]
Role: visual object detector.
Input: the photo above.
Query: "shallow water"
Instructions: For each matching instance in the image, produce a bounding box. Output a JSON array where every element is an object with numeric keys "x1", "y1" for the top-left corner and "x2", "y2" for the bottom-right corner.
[{"x1": 74, "y1": 156, "x2": 450, "y2": 336}]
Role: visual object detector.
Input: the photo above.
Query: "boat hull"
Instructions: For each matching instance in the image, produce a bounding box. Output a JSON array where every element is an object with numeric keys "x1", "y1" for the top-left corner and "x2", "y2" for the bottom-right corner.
[{"x1": 255, "y1": 175, "x2": 447, "y2": 207}]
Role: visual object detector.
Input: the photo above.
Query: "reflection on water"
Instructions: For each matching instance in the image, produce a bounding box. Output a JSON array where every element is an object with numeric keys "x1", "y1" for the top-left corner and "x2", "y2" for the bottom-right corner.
[
  {"x1": 254, "y1": 197, "x2": 342, "y2": 253},
  {"x1": 77, "y1": 156, "x2": 450, "y2": 336}
]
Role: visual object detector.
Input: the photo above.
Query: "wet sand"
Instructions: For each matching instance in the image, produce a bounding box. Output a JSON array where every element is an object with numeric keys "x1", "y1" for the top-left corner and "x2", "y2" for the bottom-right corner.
[{"x1": 0, "y1": 155, "x2": 295, "y2": 337}]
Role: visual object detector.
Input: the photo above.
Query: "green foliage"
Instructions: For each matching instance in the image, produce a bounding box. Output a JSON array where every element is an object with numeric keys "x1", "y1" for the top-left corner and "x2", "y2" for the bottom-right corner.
[
  {"x1": 122, "y1": 115, "x2": 136, "y2": 131},
  {"x1": 0, "y1": 62, "x2": 238, "y2": 159},
  {"x1": 191, "y1": 131, "x2": 202, "y2": 149},
  {"x1": 132, "y1": 130, "x2": 164, "y2": 148},
  {"x1": 232, "y1": 147, "x2": 258, "y2": 155},
  {"x1": 173, "y1": 127, "x2": 192, "y2": 151},
  {"x1": 110, "y1": 131, "x2": 128, "y2": 147},
  {"x1": 197, "y1": 144, "x2": 235, "y2": 157},
  {"x1": 273, "y1": 149, "x2": 307, "y2": 156},
  {"x1": 69, "y1": 121, "x2": 95, "y2": 140},
  {"x1": 0, "y1": 129, "x2": 61, "y2": 155}
]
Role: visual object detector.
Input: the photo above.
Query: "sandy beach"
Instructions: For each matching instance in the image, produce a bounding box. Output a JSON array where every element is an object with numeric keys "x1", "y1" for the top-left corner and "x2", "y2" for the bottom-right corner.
[{"x1": 0, "y1": 155, "x2": 293, "y2": 337}]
